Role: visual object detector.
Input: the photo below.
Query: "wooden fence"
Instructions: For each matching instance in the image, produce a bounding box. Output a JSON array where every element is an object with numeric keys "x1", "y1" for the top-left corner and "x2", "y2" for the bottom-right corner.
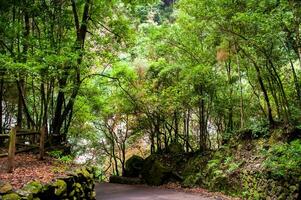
[{"x1": 0, "y1": 127, "x2": 45, "y2": 172}]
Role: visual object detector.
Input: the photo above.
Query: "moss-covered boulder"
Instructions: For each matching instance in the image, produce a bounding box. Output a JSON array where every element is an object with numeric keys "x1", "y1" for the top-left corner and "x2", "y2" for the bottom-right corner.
[
  {"x1": 166, "y1": 142, "x2": 184, "y2": 154},
  {"x1": 125, "y1": 155, "x2": 144, "y2": 177},
  {"x1": 2, "y1": 193, "x2": 21, "y2": 200},
  {"x1": 24, "y1": 181, "x2": 43, "y2": 194},
  {"x1": 75, "y1": 167, "x2": 94, "y2": 180},
  {"x1": 141, "y1": 155, "x2": 172, "y2": 186},
  {"x1": 0, "y1": 182, "x2": 13, "y2": 194},
  {"x1": 71, "y1": 182, "x2": 85, "y2": 199},
  {"x1": 53, "y1": 180, "x2": 67, "y2": 196},
  {"x1": 16, "y1": 181, "x2": 43, "y2": 199}
]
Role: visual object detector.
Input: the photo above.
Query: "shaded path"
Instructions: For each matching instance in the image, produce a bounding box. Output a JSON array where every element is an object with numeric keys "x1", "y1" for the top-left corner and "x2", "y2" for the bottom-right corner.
[{"x1": 96, "y1": 183, "x2": 217, "y2": 200}]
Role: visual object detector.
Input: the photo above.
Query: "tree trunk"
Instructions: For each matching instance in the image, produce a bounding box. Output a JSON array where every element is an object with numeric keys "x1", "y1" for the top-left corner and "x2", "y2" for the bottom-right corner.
[
  {"x1": 0, "y1": 78, "x2": 3, "y2": 134},
  {"x1": 174, "y1": 111, "x2": 179, "y2": 142},
  {"x1": 198, "y1": 86, "x2": 206, "y2": 151},
  {"x1": 236, "y1": 55, "x2": 244, "y2": 128}
]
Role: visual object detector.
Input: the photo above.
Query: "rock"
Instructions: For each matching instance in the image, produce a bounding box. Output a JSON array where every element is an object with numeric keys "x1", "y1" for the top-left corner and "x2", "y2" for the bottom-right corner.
[
  {"x1": 22, "y1": 181, "x2": 43, "y2": 195},
  {"x1": 18, "y1": 181, "x2": 43, "y2": 199},
  {"x1": 53, "y1": 180, "x2": 67, "y2": 196},
  {"x1": 15, "y1": 189, "x2": 34, "y2": 199},
  {"x1": 0, "y1": 182, "x2": 13, "y2": 194},
  {"x1": 2, "y1": 193, "x2": 21, "y2": 200},
  {"x1": 141, "y1": 155, "x2": 172, "y2": 186},
  {"x1": 125, "y1": 155, "x2": 144, "y2": 177},
  {"x1": 75, "y1": 168, "x2": 93, "y2": 180},
  {"x1": 72, "y1": 182, "x2": 84, "y2": 198},
  {"x1": 0, "y1": 167, "x2": 95, "y2": 200}
]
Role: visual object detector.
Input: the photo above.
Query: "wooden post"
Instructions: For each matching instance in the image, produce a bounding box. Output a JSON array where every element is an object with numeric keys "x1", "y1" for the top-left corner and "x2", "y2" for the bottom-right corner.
[
  {"x1": 8, "y1": 127, "x2": 17, "y2": 173},
  {"x1": 39, "y1": 126, "x2": 45, "y2": 160}
]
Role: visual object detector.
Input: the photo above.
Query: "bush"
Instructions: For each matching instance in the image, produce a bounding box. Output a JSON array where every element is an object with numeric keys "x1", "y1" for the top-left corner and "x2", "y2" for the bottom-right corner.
[
  {"x1": 58, "y1": 155, "x2": 73, "y2": 163},
  {"x1": 48, "y1": 150, "x2": 63, "y2": 159},
  {"x1": 48, "y1": 150, "x2": 73, "y2": 164},
  {"x1": 263, "y1": 139, "x2": 301, "y2": 181}
]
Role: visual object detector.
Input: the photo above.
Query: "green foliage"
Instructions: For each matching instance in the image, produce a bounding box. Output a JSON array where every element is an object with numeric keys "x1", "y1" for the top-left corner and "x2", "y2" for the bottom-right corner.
[
  {"x1": 58, "y1": 155, "x2": 74, "y2": 164},
  {"x1": 94, "y1": 167, "x2": 105, "y2": 182},
  {"x1": 48, "y1": 150, "x2": 63, "y2": 159},
  {"x1": 48, "y1": 150, "x2": 73, "y2": 164},
  {"x1": 246, "y1": 119, "x2": 269, "y2": 138},
  {"x1": 263, "y1": 140, "x2": 301, "y2": 181}
]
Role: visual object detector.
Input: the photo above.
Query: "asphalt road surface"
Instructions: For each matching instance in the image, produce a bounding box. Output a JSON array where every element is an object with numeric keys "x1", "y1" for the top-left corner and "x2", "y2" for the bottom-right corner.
[{"x1": 96, "y1": 183, "x2": 217, "y2": 200}]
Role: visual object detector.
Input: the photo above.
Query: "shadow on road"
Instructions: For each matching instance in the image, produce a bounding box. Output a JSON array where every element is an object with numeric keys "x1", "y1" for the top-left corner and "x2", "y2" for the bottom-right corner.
[{"x1": 96, "y1": 183, "x2": 215, "y2": 200}]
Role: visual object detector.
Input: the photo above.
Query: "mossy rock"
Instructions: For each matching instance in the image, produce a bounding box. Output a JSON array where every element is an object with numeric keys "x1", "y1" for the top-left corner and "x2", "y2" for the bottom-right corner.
[
  {"x1": 53, "y1": 180, "x2": 67, "y2": 196},
  {"x1": 2, "y1": 193, "x2": 21, "y2": 200},
  {"x1": 166, "y1": 142, "x2": 184, "y2": 154},
  {"x1": 269, "y1": 129, "x2": 284, "y2": 145},
  {"x1": 0, "y1": 182, "x2": 13, "y2": 194},
  {"x1": 182, "y1": 155, "x2": 208, "y2": 177},
  {"x1": 125, "y1": 155, "x2": 144, "y2": 177},
  {"x1": 141, "y1": 155, "x2": 171, "y2": 186},
  {"x1": 22, "y1": 181, "x2": 43, "y2": 195},
  {"x1": 71, "y1": 182, "x2": 85, "y2": 198},
  {"x1": 75, "y1": 167, "x2": 93, "y2": 181}
]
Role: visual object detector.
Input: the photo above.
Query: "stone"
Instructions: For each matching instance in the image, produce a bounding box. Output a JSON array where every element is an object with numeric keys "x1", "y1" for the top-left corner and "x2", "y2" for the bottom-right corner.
[
  {"x1": 125, "y1": 155, "x2": 144, "y2": 177},
  {"x1": 0, "y1": 183, "x2": 13, "y2": 194},
  {"x1": 141, "y1": 155, "x2": 172, "y2": 186},
  {"x1": 2, "y1": 193, "x2": 21, "y2": 200},
  {"x1": 53, "y1": 180, "x2": 67, "y2": 196},
  {"x1": 15, "y1": 189, "x2": 33, "y2": 199},
  {"x1": 76, "y1": 168, "x2": 93, "y2": 180},
  {"x1": 0, "y1": 167, "x2": 95, "y2": 200},
  {"x1": 22, "y1": 181, "x2": 43, "y2": 195}
]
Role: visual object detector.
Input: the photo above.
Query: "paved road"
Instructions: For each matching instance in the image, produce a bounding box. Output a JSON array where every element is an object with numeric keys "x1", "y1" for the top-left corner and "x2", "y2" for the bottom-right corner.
[{"x1": 96, "y1": 183, "x2": 216, "y2": 200}]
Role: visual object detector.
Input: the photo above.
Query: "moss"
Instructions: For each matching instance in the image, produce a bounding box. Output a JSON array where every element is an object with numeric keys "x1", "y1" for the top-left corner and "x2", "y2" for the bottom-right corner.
[
  {"x1": 269, "y1": 129, "x2": 284, "y2": 145},
  {"x1": 53, "y1": 180, "x2": 67, "y2": 196},
  {"x1": 125, "y1": 155, "x2": 144, "y2": 177},
  {"x1": 91, "y1": 191, "x2": 96, "y2": 199},
  {"x1": 182, "y1": 155, "x2": 208, "y2": 177},
  {"x1": 76, "y1": 168, "x2": 93, "y2": 180},
  {"x1": 72, "y1": 182, "x2": 85, "y2": 198},
  {"x1": 0, "y1": 182, "x2": 13, "y2": 194},
  {"x1": 2, "y1": 193, "x2": 21, "y2": 200},
  {"x1": 141, "y1": 155, "x2": 171, "y2": 186},
  {"x1": 22, "y1": 181, "x2": 43, "y2": 194}
]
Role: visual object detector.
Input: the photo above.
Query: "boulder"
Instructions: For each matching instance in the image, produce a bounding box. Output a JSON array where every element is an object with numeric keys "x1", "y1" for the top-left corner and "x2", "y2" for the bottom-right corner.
[
  {"x1": 2, "y1": 193, "x2": 21, "y2": 200},
  {"x1": 0, "y1": 182, "x2": 13, "y2": 194},
  {"x1": 141, "y1": 155, "x2": 172, "y2": 186},
  {"x1": 53, "y1": 180, "x2": 67, "y2": 196},
  {"x1": 124, "y1": 155, "x2": 144, "y2": 177},
  {"x1": 18, "y1": 181, "x2": 43, "y2": 199}
]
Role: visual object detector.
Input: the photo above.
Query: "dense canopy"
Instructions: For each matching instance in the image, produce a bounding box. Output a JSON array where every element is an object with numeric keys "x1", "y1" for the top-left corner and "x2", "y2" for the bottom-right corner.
[{"x1": 0, "y1": 0, "x2": 301, "y2": 199}]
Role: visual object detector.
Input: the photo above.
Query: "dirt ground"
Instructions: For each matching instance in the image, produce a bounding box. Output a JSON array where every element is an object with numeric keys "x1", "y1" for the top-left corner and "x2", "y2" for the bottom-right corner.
[{"x1": 0, "y1": 153, "x2": 68, "y2": 188}]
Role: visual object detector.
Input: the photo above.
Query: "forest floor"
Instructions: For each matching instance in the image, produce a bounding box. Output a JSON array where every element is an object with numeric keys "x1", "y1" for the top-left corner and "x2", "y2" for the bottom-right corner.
[{"x1": 0, "y1": 153, "x2": 72, "y2": 188}]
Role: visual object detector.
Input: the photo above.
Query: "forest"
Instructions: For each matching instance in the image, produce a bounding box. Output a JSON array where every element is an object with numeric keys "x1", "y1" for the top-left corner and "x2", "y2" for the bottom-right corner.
[{"x1": 0, "y1": 0, "x2": 301, "y2": 199}]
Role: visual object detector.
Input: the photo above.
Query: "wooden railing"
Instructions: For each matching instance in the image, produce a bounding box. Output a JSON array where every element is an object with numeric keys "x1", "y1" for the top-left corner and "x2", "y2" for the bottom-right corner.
[{"x1": 0, "y1": 127, "x2": 46, "y2": 172}]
